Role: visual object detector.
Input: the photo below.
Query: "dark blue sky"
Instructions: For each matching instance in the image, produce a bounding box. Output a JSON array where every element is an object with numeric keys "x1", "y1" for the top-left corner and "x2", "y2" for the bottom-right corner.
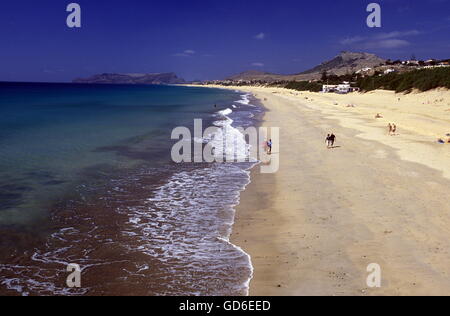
[{"x1": 0, "y1": 0, "x2": 449, "y2": 82}]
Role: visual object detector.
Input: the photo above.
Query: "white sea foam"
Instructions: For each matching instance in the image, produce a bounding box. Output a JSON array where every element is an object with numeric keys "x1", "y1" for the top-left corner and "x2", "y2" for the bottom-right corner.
[
  {"x1": 120, "y1": 92, "x2": 259, "y2": 295},
  {"x1": 0, "y1": 90, "x2": 260, "y2": 296},
  {"x1": 122, "y1": 164, "x2": 254, "y2": 295},
  {"x1": 209, "y1": 97, "x2": 254, "y2": 162},
  {"x1": 218, "y1": 108, "x2": 233, "y2": 116},
  {"x1": 236, "y1": 94, "x2": 250, "y2": 105}
]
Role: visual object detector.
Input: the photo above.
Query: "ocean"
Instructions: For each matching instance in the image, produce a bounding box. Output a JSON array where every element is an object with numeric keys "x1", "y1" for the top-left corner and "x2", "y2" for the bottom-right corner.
[{"x1": 0, "y1": 82, "x2": 263, "y2": 296}]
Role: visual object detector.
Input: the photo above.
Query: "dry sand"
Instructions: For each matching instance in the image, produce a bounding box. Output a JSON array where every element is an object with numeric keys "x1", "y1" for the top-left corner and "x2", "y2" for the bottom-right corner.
[{"x1": 193, "y1": 85, "x2": 450, "y2": 295}]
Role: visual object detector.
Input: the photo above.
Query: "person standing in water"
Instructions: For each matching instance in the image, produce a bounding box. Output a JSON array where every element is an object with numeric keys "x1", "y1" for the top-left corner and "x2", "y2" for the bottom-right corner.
[{"x1": 267, "y1": 139, "x2": 273, "y2": 154}]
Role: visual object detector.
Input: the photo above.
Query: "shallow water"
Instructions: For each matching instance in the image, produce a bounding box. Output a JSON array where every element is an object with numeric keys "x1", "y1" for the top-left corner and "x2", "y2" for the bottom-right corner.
[{"x1": 0, "y1": 83, "x2": 263, "y2": 295}]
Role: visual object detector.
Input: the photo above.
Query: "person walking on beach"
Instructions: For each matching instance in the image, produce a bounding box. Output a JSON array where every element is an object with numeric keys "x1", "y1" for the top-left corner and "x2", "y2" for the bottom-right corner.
[
  {"x1": 329, "y1": 133, "x2": 336, "y2": 148},
  {"x1": 388, "y1": 123, "x2": 393, "y2": 135},
  {"x1": 392, "y1": 124, "x2": 397, "y2": 135},
  {"x1": 267, "y1": 139, "x2": 273, "y2": 154},
  {"x1": 326, "y1": 133, "x2": 336, "y2": 148}
]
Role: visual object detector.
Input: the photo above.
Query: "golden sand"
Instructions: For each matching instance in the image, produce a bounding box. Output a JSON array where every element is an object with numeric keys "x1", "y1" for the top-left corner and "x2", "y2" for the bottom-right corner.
[{"x1": 191, "y1": 85, "x2": 450, "y2": 295}]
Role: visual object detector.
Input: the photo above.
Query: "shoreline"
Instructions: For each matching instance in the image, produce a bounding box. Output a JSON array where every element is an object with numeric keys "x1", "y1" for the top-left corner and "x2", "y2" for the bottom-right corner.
[
  {"x1": 190, "y1": 84, "x2": 450, "y2": 296},
  {"x1": 0, "y1": 86, "x2": 258, "y2": 296}
]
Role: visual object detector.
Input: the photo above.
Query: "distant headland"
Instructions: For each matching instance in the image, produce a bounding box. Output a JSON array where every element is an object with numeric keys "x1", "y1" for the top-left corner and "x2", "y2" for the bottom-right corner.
[{"x1": 73, "y1": 72, "x2": 185, "y2": 85}]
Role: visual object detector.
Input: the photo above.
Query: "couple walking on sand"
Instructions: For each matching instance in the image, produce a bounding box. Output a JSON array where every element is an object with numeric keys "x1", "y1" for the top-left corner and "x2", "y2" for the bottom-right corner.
[{"x1": 326, "y1": 133, "x2": 336, "y2": 148}]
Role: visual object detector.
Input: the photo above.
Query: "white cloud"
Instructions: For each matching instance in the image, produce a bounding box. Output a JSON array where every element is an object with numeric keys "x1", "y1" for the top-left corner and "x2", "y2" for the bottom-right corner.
[
  {"x1": 374, "y1": 30, "x2": 421, "y2": 40},
  {"x1": 365, "y1": 39, "x2": 411, "y2": 49},
  {"x1": 254, "y1": 33, "x2": 265, "y2": 40},
  {"x1": 339, "y1": 36, "x2": 366, "y2": 45},
  {"x1": 339, "y1": 30, "x2": 420, "y2": 50},
  {"x1": 251, "y1": 62, "x2": 265, "y2": 67},
  {"x1": 172, "y1": 49, "x2": 196, "y2": 57}
]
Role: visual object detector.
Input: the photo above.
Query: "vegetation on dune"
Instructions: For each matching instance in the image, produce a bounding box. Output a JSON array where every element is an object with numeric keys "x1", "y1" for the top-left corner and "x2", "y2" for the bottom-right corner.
[
  {"x1": 357, "y1": 67, "x2": 450, "y2": 93},
  {"x1": 284, "y1": 81, "x2": 322, "y2": 92},
  {"x1": 281, "y1": 67, "x2": 450, "y2": 93}
]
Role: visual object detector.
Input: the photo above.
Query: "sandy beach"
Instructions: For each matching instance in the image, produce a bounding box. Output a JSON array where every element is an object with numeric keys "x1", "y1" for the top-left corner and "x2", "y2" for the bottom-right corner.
[{"x1": 195, "y1": 85, "x2": 450, "y2": 296}]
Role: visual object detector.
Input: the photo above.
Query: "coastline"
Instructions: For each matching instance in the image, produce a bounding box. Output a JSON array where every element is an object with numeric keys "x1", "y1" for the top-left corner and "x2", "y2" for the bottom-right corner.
[
  {"x1": 190, "y1": 84, "x2": 450, "y2": 296},
  {"x1": 0, "y1": 85, "x2": 257, "y2": 296}
]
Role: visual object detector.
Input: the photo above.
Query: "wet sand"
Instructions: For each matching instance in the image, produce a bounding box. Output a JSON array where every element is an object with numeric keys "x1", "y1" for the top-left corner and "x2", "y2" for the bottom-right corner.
[{"x1": 204, "y1": 86, "x2": 450, "y2": 296}]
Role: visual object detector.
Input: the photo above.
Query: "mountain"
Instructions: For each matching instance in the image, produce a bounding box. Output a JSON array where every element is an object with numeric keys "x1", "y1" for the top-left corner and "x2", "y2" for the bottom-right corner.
[
  {"x1": 73, "y1": 73, "x2": 185, "y2": 85},
  {"x1": 300, "y1": 51, "x2": 386, "y2": 76},
  {"x1": 227, "y1": 70, "x2": 282, "y2": 81},
  {"x1": 225, "y1": 51, "x2": 387, "y2": 82},
  {"x1": 225, "y1": 70, "x2": 311, "y2": 82}
]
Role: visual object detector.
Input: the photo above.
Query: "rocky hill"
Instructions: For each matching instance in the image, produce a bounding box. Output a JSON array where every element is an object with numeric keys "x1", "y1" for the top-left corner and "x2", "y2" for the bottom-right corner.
[
  {"x1": 226, "y1": 51, "x2": 387, "y2": 82},
  {"x1": 73, "y1": 73, "x2": 185, "y2": 85},
  {"x1": 300, "y1": 51, "x2": 386, "y2": 76}
]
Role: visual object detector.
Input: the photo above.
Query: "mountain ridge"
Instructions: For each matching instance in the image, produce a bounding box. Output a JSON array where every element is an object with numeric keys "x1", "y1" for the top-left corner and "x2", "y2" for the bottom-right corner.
[
  {"x1": 225, "y1": 51, "x2": 387, "y2": 82},
  {"x1": 73, "y1": 72, "x2": 185, "y2": 85}
]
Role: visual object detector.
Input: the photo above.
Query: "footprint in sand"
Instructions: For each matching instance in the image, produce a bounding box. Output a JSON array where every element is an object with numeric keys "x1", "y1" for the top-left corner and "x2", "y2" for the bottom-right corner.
[
  {"x1": 406, "y1": 171, "x2": 419, "y2": 178},
  {"x1": 373, "y1": 149, "x2": 388, "y2": 159}
]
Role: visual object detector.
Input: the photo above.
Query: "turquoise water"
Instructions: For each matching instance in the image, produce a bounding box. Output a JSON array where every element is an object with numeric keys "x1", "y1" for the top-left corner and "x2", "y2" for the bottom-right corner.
[
  {"x1": 0, "y1": 82, "x2": 263, "y2": 296},
  {"x1": 0, "y1": 82, "x2": 239, "y2": 225}
]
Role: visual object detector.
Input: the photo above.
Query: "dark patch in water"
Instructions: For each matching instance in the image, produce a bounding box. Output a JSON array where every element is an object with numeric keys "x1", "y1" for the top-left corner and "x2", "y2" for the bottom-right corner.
[
  {"x1": 79, "y1": 163, "x2": 122, "y2": 176},
  {"x1": 24, "y1": 171, "x2": 54, "y2": 180},
  {"x1": 43, "y1": 180, "x2": 66, "y2": 186},
  {"x1": 0, "y1": 184, "x2": 33, "y2": 210},
  {"x1": 93, "y1": 145, "x2": 166, "y2": 162},
  {"x1": 93, "y1": 145, "x2": 130, "y2": 153}
]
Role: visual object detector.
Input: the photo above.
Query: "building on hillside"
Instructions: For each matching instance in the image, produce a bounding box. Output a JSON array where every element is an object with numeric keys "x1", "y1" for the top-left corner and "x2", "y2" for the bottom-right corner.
[
  {"x1": 356, "y1": 67, "x2": 372, "y2": 74},
  {"x1": 404, "y1": 60, "x2": 420, "y2": 66},
  {"x1": 384, "y1": 68, "x2": 396, "y2": 74},
  {"x1": 425, "y1": 59, "x2": 437, "y2": 65}
]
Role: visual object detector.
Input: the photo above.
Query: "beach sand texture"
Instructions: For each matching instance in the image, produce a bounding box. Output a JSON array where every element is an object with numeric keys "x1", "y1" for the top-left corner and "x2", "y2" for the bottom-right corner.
[{"x1": 211, "y1": 86, "x2": 450, "y2": 296}]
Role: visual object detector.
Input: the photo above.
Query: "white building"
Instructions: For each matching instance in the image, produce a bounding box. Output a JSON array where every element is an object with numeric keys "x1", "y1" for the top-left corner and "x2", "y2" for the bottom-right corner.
[
  {"x1": 384, "y1": 68, "x2": 396, "y2": 74},
  {"x1": 322, "y1": 84, "x2": 338, "y2": 93},
  {"x1": 336, "y1": 83, "x2": 351, "y2": 94},
  {"x1": 322, "y1": 82, "x2": 357, "y2": 94},
  {"x1": 356, "y1": 67, "x2": 372, "y2": 74},
  {"x1": 405, "y1": 60, "x2": 419, "y2": 66}
]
